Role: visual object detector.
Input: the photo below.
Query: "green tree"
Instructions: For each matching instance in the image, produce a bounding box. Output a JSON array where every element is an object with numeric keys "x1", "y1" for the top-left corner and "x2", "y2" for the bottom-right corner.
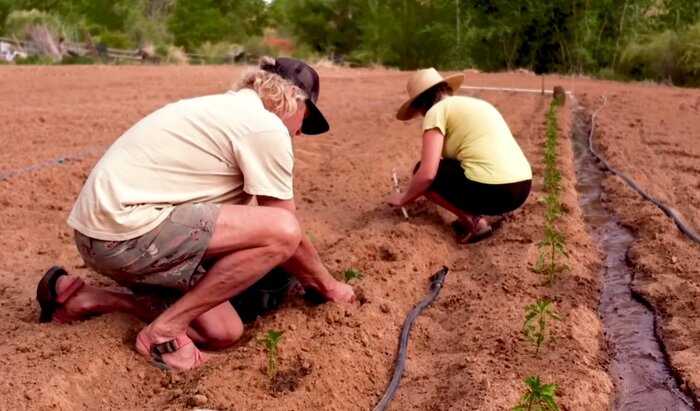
[
  {"x1": 168, "y1": 0, "x2": 267, "y2": 50},
  {"x1": 270, "y1": 0, "x2": 361, "y2": 56}
]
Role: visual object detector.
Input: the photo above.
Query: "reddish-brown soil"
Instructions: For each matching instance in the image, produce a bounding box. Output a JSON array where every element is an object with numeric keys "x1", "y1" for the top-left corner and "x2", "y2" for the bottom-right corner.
[{"x1": 0, "y1": 65, "x2": 696, "y2": 410}]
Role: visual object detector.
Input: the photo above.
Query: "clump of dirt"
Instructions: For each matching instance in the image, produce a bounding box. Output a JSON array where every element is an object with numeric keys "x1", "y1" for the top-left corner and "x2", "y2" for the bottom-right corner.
[{"x1": 270, "y1": 356, "x2": 314, "y2": 396}]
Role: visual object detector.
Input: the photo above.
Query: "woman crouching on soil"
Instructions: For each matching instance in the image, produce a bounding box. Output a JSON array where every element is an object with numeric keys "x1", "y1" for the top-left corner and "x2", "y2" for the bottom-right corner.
[
  {"x1": 387, "y1": 69, "x2": 532, "y2": 243},
  {"x1": 35, "y1": 57, "x2": 354, "y2": 371}
]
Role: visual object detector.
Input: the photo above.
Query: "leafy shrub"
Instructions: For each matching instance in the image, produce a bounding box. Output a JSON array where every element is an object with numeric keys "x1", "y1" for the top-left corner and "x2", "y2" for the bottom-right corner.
[
  {"x1": 291, "y1": 42, "x2": 321, "y2": 62},
  {"x1": 617, "y1": 24, "x2": 700, "y2": 86},
  {"x1": 95, "y1": 30, "x2": 133, "y2": 49},
  {"x1": 243, "y1": 36, "x2": 277, "y2": 61},
  {"x1": 596, "y1": 67, "x2": 625, "y2": 82},
  {"x1": 14, "y1": 54, "x2": 54, "y2": 65},
  {"x1": 5, "y1": 9, "x2": 62, "y2": 39},
  {"x1": 160, "y1": 45, "x2": 188, "y2": 64},
  {"x1": 196, "y1": 41, "x2": 242, "y2": 64},
  {"x1": 60, "y1": 54, "x2": 96, "y2": 65},
  {"x1": 123, "y1": 6, "x2": 172, "y2": 48},
  {"x1": 678, "y1": 22, "x2": 700, "y2": 85},
  {"x1": 617, "y1": 31, "x2": 680, "y2": 83}
]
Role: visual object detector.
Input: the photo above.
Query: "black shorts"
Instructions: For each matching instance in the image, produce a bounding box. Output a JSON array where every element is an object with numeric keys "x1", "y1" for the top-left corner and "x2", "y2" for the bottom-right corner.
[{"x1": 415, "y1": 159, "x2": 531, "y2": 216}]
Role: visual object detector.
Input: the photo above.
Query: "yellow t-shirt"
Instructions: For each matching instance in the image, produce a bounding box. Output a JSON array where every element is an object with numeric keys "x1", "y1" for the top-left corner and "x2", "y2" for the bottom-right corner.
[
  {"x1": 68, "y1": 89, "x2": 293, "y2": 241},
  {"x1": 423, "y1": 96, "x2": 532, "y2": 185}
]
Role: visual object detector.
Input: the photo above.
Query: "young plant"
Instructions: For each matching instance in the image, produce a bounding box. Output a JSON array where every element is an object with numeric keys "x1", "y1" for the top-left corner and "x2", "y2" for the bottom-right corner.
[
  {"x1": 343, "y1": 268, "x2": 363, "y2": 283},
  {"x1": 306, "y1": 231, "x2": 318, "y2": 245},
  {"x1": 259, "y1": 330, "x2": 283, "y2": 379},
  {"x1": 532, "y1": 100, "x2": 569, "y2": 284},
  {"x1": 513, "y1": 375, "x2": 560, "y2": 411},
  {"x1": 533, "y1": 221, "x2": 569, "y2": 284},
  {"x1": 522, "y1": 299, "x2": 560, "y2": 355}
]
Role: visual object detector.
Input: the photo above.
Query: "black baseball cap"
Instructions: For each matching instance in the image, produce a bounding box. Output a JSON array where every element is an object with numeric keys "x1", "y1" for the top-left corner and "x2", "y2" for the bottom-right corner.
[{"x1": 261, "y1": 57, "x2": 330, "y2": 135}]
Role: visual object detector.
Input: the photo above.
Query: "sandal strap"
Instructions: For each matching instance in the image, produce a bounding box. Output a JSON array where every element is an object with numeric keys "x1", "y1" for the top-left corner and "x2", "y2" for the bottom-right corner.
[{"x1": 150, "y1": 335, "x2": 191, "y2": 357}]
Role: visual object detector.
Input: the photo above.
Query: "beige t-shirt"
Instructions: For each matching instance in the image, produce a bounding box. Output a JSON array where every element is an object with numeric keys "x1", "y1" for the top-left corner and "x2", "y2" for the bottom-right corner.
[
  {"x1": 423, "y1": 96, "x2": 532, "y2": 185},
  {"x1": 68, "y1": 89, "x2": 293, "y2": 241}
]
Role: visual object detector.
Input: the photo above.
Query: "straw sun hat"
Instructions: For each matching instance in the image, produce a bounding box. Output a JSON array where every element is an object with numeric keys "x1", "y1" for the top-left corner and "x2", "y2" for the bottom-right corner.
[{"x1": 396, "y1": 68, "x2": 464, "y2": 120}]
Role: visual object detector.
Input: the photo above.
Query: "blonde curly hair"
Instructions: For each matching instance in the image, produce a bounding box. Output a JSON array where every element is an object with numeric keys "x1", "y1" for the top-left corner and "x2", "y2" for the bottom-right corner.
[{"x1": 235, "y1": 57, "x2": 308, "y2": 118}]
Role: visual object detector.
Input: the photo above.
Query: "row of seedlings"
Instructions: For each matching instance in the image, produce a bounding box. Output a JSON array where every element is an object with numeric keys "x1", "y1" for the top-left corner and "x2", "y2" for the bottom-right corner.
[{"x1": 514, "y1": 95, "x2": 568, "y2": 410}]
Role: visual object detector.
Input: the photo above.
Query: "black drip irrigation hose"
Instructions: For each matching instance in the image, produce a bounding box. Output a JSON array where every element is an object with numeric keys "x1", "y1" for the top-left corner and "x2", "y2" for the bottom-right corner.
[
  {"x1": 586, "y1": 98, "x2": 700, "y2": 244},
  {"x1": 373, "y1": 266, "x2": 449, "y2": 411},
  {"x1": 0, "y1": 147, "x2": 103, "y2": 183}
]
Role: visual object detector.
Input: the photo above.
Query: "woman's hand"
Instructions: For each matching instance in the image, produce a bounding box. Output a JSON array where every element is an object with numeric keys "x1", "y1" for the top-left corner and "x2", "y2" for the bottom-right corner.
[{"x1": 386, "y1": 192, "x2": 404, "y2": 207}]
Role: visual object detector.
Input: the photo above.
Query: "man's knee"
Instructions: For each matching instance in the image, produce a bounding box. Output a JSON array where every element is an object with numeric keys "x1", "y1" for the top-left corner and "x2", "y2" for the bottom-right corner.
[
  {"x1": 203, "y1": 321, "x2": 244, "y2": 350},
  {"x1": 268, "y1": 209, "x2": 302, "y2": 260}
]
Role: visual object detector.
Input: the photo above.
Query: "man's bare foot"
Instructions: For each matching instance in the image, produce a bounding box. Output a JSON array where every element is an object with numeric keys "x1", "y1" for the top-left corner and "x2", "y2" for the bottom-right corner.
[
  {"x1": 136, "y1": 325, "x2": 207, "y2": 371},
  {"x1": 52, "y1": 276, "x2": 162, "y2": 323},
  {"x1": 51, "y1": 275, "x2": 102, "y2": 323}
]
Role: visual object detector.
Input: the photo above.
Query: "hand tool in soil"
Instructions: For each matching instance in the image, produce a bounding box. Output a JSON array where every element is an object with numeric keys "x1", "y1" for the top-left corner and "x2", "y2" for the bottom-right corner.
[{"x1": 391, "y1": 168, "x2": 409, "y2": 219}]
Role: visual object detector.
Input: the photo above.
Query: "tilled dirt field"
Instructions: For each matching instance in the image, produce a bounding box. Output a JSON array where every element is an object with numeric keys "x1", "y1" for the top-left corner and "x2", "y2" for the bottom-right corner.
[
  {"x1": 0, "y1": 66, "x2": 696, "y2": 410},
  {"x1": 582, "y1": 89, "x2": 700, "y2": 400}
]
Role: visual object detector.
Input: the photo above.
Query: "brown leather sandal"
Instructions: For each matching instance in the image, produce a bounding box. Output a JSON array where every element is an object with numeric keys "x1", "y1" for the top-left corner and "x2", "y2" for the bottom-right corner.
[
  {"x1": 36, "y1": 266, "x2": 85, "y2": 323},
  {"x1": 452, "y1": 217, "x2": 497, "y2": 244}
]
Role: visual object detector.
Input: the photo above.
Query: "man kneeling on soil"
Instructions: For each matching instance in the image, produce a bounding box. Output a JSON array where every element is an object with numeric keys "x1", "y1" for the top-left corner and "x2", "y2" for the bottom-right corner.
[{"x1": 36, "y1": 57, "x2": 355, "y2": 371}]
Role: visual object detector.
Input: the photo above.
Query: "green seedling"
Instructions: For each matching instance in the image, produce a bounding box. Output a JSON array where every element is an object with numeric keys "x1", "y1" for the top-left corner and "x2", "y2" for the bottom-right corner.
[
  {"x1": 538, "y1": 222, "x2": 569, "y2": 283},
  {"x1": 259, "y1": 330, "x2": 283, "y2": 379},
  {"x1": 512, "y1": 375, "x2": 560, "y2": 411},
  {"x1": 543, "y1": 193, "x2": 562, "y2": 222},
  {"x1": 532, "y1": 222, "x2": 569, "y2": 284},
  {"x1": 343, "y1": 268, "x2": 364, "y2": 283},
  {"x1": 522, "y1": 299, "x2": 560, "y2": 355},
  {"x1": 306, "y1": 231, "x2": 318, "y2": 245},
  {"x1": 531, "y1": 100, "x2": 569, "y2": 285}
]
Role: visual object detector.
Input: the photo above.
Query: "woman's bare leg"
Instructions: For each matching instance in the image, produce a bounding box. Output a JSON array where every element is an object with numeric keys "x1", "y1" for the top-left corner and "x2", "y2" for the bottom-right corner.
[{"x1": 424, "y1": 190, "x2": 489, "y2": 232}]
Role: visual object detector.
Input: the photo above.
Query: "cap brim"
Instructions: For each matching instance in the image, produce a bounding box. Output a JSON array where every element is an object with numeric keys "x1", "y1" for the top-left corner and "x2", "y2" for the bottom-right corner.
[{"x1": 301, "y1": 100, "x2": 329, "y2": 135}]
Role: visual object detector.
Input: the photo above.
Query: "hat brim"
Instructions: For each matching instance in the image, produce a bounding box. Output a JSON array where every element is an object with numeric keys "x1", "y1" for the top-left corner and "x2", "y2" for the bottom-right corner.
[
  {"x1": 301, "y1": 100, "x2": 329, "y2": 135},
  {"x1": 396, "y1": 73, "x2": 465, "y2": 121}
]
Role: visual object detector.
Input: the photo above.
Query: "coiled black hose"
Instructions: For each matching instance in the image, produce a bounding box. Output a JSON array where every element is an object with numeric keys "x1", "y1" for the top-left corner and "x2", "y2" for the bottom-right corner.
[{"x1": 373, "y1": 266, "x2": 449, "y2": 411}]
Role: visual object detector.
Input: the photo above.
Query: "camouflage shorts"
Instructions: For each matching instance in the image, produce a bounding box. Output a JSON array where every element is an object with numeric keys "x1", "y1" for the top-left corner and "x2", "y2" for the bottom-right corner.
[{"x1": 74, "y1": 203, "x2": 221, "y2": 292}]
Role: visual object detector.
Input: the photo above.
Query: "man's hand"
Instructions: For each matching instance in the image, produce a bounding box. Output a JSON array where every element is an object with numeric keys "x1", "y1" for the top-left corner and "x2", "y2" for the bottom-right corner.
[
  {"x1": 386, "y1": 192, "x2": 404, "y2": 207},
  {"x1": 324, "y1": 280, "x2": 355, "y2": 303}
]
